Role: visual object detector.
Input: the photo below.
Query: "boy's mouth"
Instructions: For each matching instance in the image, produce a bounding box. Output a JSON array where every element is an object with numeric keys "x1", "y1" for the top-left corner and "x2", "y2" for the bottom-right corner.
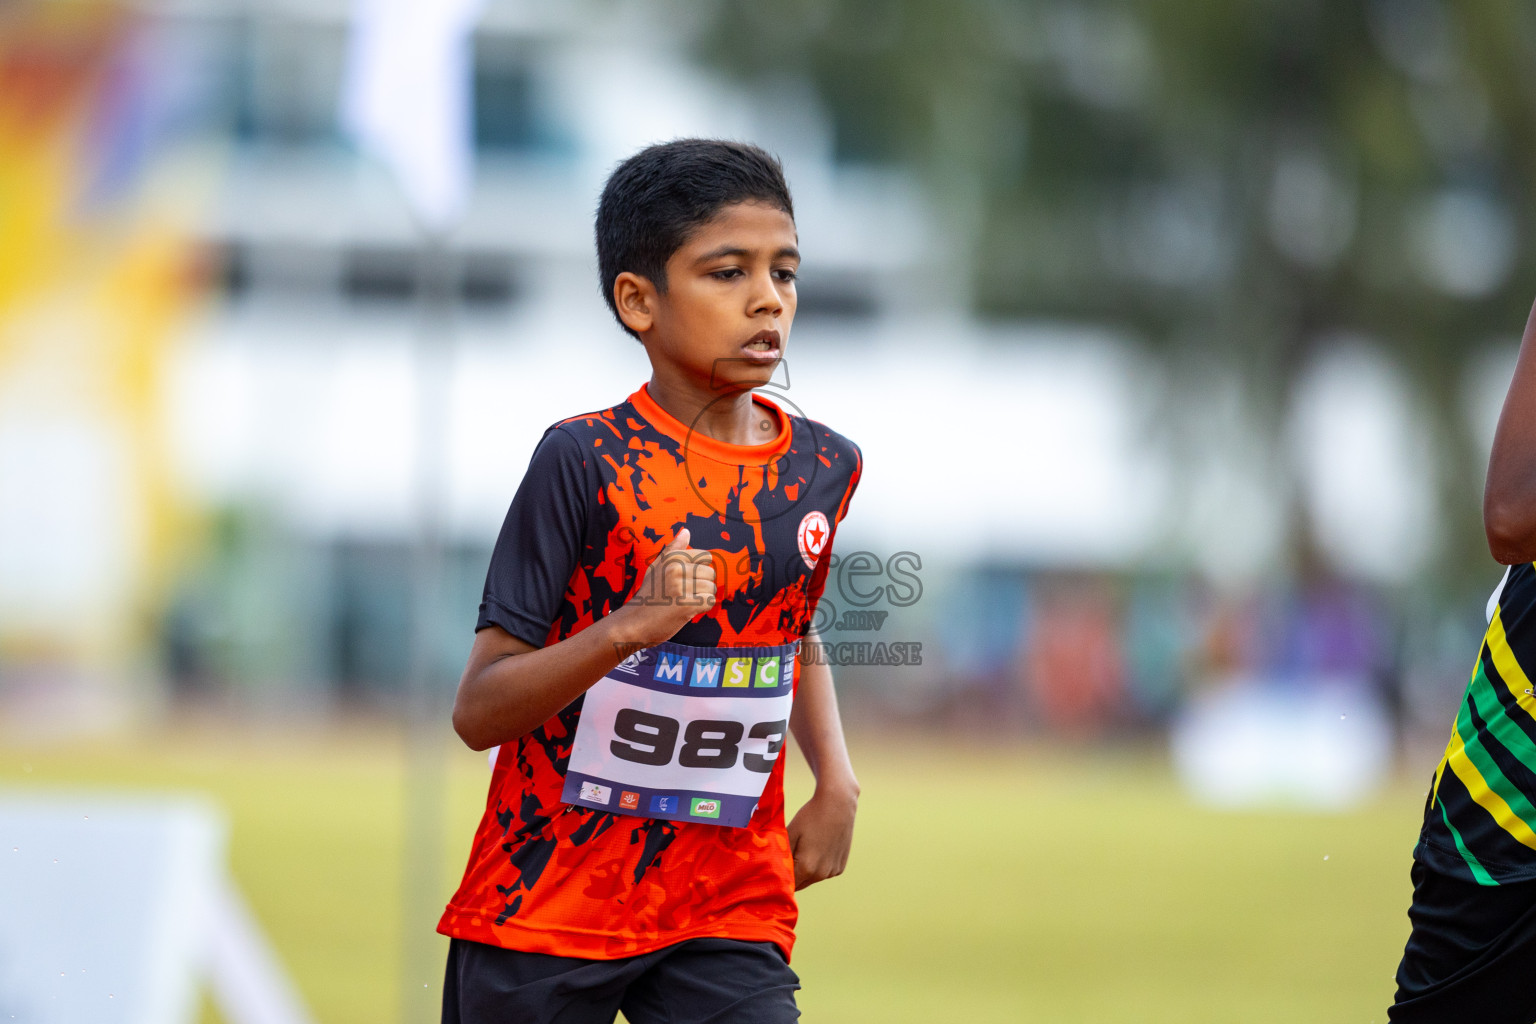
[{"x1": 740, "y1": 330, "x2": 781, "y2": 364}]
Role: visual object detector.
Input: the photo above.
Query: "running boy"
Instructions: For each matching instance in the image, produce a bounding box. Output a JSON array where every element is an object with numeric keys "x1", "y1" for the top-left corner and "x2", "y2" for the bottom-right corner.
[
  {"x1": 438, "y1": 140, "x2": 863, "y2": 1024},
  {"x1": 1391, "y1": 297, "x2": 1536, "y2": 1022}
]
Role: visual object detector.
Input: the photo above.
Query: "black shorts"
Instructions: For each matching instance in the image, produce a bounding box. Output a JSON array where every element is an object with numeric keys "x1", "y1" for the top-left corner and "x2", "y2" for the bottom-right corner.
[
  {"x1": 441, "y1": 936, "x2": 800, "y2": 1024},
  {"x1": 1390, "y1": 859, "x2": 1536, "y2": 1023}
]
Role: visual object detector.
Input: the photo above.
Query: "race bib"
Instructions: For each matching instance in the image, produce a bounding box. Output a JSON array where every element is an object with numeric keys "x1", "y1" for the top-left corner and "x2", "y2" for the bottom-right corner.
[{"x1": 561, "y1": 641, "x2": 797, "y2": 828}]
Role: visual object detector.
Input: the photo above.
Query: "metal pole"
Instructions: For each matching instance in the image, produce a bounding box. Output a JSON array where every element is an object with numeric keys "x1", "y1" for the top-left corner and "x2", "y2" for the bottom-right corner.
[{"x1": 401, "y1": 235, "x2": 455, "y2": 1024}]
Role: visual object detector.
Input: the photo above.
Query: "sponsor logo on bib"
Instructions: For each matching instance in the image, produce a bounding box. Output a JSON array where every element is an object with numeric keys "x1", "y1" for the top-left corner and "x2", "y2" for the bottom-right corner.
[
  {"x1": 653, "y1": 651, "x2": 690, "y2": 684},
  {"x1": 650, "y1": 795, "x2": 676, "y2": 814},
  {"x1": 690, "y1": 798, "x2": 721, "y2": 819},
  {"x1": 580, "y1": 781, "x2": 611, "y2": 805},
  {"x1": 723, "y1": 657, "x2": 752, "y2": 687},
  {"x1": 797, "y1": 511, "x2": 830, "y2": 569},
  {"x1": 754, "y1": 656, "x2": 781, "y2": 688},
  {"x1": 690, "y1": 658, "x2": 723, "y2": 687},
  {"x1": 619, "y1": 791, "x2": 640, "y2": 810}
]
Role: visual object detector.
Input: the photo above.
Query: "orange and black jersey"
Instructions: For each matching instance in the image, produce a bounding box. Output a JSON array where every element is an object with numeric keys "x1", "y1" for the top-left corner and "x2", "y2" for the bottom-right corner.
[{"x1": 438, "y1": 384, "x2": 861, "y2": 960}]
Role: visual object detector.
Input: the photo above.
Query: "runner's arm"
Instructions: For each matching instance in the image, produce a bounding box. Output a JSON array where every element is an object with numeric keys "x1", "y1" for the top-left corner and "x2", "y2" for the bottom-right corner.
[
  {"x1": 786, "y1": 629, "x2": 860, "y2": 890},
  {"x1": 452, "y1": 529, "x2": 715, "y2": 750},
  {"x1": 1486, "y1": 298, "x2": 1536, "y2": 564}
]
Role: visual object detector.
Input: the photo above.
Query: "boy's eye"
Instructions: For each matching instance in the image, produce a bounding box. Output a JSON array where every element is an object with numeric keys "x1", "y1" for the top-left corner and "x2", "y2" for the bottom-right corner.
[
  {"x1": 711, "y1": 267, "x2": 744, "y2": 280},
  {"x1": 774, "y1": 267, "x2": 798, "y2": 282}
]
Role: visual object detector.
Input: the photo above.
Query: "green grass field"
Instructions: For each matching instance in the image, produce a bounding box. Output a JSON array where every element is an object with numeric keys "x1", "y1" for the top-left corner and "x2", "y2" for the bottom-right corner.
[{"x1": 0, "y1": 723, "x2": 1422, "y2": 1023}]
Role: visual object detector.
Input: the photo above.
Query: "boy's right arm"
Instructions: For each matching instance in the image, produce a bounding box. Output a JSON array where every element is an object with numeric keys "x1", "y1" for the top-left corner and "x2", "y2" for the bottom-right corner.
[
  {"x1": 452, "y1": 528, "x2": 716, "y2": 750},
  {"x1": 1486, "y1": 298, "x2": 1536, "y2": 564}
]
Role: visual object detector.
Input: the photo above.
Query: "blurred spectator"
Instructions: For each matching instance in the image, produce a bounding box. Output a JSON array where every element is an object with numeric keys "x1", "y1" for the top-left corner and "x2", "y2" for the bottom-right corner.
[{"x1": 1023, "y1": 578, "x2": 1125, "y2": 737}]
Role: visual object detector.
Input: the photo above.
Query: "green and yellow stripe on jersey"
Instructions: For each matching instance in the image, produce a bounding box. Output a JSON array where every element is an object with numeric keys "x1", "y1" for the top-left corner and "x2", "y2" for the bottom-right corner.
[{"x1": 1419, "y1": 564, "x2": 1536, "y2": 884}]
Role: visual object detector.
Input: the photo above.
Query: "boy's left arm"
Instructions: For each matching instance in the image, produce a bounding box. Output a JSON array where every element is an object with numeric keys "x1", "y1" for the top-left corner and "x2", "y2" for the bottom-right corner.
[{"x1": 787, "y1": 628, "x2": 860, "y2": 890}]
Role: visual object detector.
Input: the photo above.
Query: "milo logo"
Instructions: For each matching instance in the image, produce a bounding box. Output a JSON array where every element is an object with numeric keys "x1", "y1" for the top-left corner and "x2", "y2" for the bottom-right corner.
[{"x1": 689, "y1": 798, "x2": 721, "y2": 819}]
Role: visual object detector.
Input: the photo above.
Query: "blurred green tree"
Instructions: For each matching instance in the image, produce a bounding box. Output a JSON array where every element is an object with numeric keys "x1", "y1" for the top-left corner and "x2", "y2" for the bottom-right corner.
[{"x1": 697, "y1": 0, "x2": 1536, "y2": 584}]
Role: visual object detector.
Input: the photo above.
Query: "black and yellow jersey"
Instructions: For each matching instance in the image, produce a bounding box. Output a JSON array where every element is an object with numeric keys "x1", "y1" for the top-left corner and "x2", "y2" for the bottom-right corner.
[{"x1": 1419, "y1": 563, "x2": 1536, "y2": 884}]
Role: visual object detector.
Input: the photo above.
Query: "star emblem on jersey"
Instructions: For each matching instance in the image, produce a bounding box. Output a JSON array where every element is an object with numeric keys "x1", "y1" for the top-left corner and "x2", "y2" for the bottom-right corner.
[{"x1": 797, "y1": 511, "x2": 830, "y2": 569}]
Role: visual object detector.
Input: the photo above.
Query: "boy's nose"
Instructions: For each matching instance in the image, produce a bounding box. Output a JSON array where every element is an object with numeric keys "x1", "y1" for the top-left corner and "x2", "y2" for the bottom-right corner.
[{"x1": 748, "y1": 272, "x2": 784, "y2": 316}]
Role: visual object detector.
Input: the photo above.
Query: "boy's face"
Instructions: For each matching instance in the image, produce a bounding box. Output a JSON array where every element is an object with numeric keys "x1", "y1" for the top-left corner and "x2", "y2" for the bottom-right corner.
[{"x1": 616, "y1": 200, "x2": 799, "y2": 393}]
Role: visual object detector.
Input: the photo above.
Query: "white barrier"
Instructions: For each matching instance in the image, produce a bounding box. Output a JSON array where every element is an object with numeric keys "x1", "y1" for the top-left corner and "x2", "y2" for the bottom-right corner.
[
  {"x1": 0, "y1": 793, "x2": 314, "y2": 1024},
  {"x1": 1171, "y1": 677, "x2": 1394, "y2": 810}
]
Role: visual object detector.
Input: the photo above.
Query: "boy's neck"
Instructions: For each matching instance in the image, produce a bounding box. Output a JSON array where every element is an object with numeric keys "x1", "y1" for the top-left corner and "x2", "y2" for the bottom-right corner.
[{"x1": 646, "y1": 373, "x2": 769, "y2": 447}]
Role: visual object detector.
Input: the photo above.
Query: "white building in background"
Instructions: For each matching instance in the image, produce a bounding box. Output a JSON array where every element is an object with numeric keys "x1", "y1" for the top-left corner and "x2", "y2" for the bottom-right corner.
[
  {"x1": 0, "y1": 0, "x2": 1474, "y2": 712},
  {"x1": 167, "y1": 0, "x2": 1171, "y2": 566}
]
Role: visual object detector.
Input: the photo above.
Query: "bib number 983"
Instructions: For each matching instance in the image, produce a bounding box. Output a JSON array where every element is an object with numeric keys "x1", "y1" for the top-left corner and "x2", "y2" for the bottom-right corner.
[{"x1": 611, "y1": 710, "x2": 786, "y2": 773}]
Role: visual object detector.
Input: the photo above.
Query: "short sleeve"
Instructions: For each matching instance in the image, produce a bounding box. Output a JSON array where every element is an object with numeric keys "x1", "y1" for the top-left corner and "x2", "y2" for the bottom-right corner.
[
  {"x1": 477, "y1": 426, "x2": 590, "y2": 647},
  {"x1": 834, "y1": 440, "x2": 862, "y2": 524}
]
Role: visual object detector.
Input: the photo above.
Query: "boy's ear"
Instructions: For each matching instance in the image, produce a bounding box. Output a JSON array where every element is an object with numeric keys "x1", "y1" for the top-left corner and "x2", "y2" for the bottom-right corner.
[{"x1": 613, "y1": 272, "x2": 657, "y2": 335}]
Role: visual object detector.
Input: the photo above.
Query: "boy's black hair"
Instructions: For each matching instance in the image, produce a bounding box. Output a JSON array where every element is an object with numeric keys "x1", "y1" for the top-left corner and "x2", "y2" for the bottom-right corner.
[{"x1": 596, "y1": 139, "x2": 794, "y2": 339}]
